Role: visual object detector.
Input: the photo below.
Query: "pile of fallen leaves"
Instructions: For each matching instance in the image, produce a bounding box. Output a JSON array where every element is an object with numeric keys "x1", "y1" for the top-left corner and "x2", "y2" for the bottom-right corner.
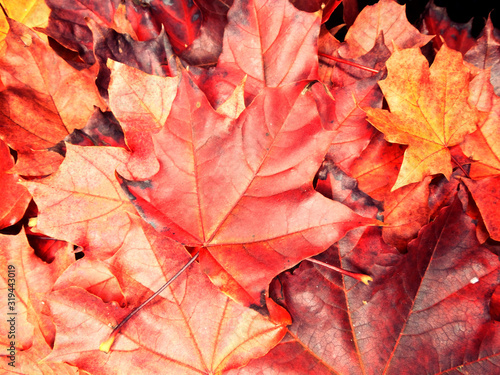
[{"x1": 0, "y1": 0, "x2": 499, "y2": 373}]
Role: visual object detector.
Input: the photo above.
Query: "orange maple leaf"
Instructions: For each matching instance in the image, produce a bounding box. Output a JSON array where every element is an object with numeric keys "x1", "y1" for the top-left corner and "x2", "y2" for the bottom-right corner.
[{"x1": 365, "y1": 44, "x2": 479, "y2": 190}]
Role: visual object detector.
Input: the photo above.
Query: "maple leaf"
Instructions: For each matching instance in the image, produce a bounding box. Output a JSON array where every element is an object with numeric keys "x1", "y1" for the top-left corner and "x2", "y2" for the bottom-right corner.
[
  {"x1": 197, "y1": 0, "x2": 320, "y2": 106},
  {"x1": 317, "y1": 0, "x2": 433, "y2": 173},
  {"x1": 232, "y1": 196, "x2": 500, "y2": 374},
  {"x1": 23, "y1": 144, "x2": 138, "y2": 258},
  {"x1": 0, "y1": 19, "x2": 106, "y2": 172},
  {"x1": 381, "y1": 176, "x2": 431, "y2": 251},
  {"x1": 420, "y1": 0, "x2": 476, "y2": 55},
  {"x1": 365, "y1": 43, "x2": 479, "y2": 190},
  {"x1": 428, "y1": 169, "x2": 463, "y2": 220},
  {"x1": 465, "y1": 17, "x2": 500, "y2": 95},
  {"x1": 342, "y1": 0, "x2": 432, "y2": 58},
  {"x1": 178, "y1": 6, "x2": 226, "y2": 67},
  {"x1": 0, "y1": 0, "x2": 50, "y2": 45},
  {"x1": 219, "y1": 0, "x2": 320, "y2": 90},
  {"x1": 44, "y1": 0, "x2": 206, "y2": 67},
  {"x1": 7, "y1": 149, "x2": 64, "y2": 177},
  {"x1": 319, "y1": 139, "x2": 431, "y2": 251},
  {"x1": 0, "y1": 230, "x2": 76, "y2": 373},
  {"x1": 462, "y1": 176, "x2": 500, "y2": 241},
  {"x1": 146, "y1": 0, "x2": 202, "y2": 54},
  {"x1": 348, "y1": 132, "x2": 405, "y2": 201},
  {"x1": 461, "y1": 70, "x2": 500, "y2": 178},
  {"x1": 89, "y1": 19, "x2": 175, "y2": 84},
  {"x1": 319, "y1": 33, "x2": 387, "y2": 171},
  {"x1": 0, "y1": 327, "x2": 81, "y2": 374},
  {"x1": 314, "y1": 160, "x2": 382, "y2": 220},
  {"x1": 2, "y1": 1, "x2": 500, "y2": 373},
  {"x1": 118, "y1": 69, "x2": 375, "y2": 315},
  {"x1": 44, "y1": 220, "x2": 289, "y2": 374},
  {"x1": 65, "y1": 107, "x2": 127, "y2": 149},
  {"x1": 108, "y1": 60, "x2": 178, "y2": 179},
  {"x1": 1, "y1": 231, "x2": 42, "y2": 351},
  {"x1": 0, "y1": 138, "x2": 31, "y2": 229},
  {"x1": 43, "y1": 0, "x2": 135, "y2": 65}
]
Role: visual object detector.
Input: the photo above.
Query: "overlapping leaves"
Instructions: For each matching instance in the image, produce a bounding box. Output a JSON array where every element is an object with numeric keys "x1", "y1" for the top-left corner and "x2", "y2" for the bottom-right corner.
[
  {"x1": 116, "y1": 66, "x2": 374, "y2": 315},
  {"x1": 0, "y1": 0, "x2": 499, "y2": 374}
]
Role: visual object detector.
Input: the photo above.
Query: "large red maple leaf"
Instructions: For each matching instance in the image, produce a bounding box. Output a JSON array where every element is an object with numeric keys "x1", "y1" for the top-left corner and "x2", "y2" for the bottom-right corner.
[{"x1": 117, "y1": 68, "x2": 375, "y2": 317}]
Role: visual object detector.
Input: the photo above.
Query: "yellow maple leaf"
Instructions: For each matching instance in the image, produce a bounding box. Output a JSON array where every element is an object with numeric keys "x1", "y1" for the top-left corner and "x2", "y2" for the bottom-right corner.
[
  {"x1": 0, "y1": 0, "x2": 50, "y2": 45},
  {"x1": 365, "y1": 44, "x2": 479, "y2": 190}
]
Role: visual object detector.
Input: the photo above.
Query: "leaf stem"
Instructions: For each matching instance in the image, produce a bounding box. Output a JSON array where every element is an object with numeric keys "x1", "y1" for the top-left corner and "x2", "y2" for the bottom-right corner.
[
  {"x1": 100, "y1": 252, "x2": 200, "y2": 353},
  {"x1": 305, "y1": 257, "x2": 373, "y2": 285},
  {"x1": 0, "y1": 3, "x2": 8, "y2": 18},
  {"x1": 319, "y1": 52, "x2": 379, "y2": 74}
]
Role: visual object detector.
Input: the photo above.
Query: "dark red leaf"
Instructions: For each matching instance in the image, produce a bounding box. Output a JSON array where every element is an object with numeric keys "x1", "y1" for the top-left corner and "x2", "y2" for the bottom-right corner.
[
  {"x1": 289, "y1": 0, "x2": 342, "y2": 23},
  {"x1": 421, "y1": 0, "x2": 476, "y2": 55},
  {"x1": 148, "y1": 0, "x2": 202, "y2": 54},
  {"x1": 88, "y1": 18, "x2": 175, "y2": 99},
  {"x1": 43, "y1": 0, "x2": 122, "y2": 64},
  {"x1": 381, "y1": 177, "x2": 431, "y2": 251},
  {"x1": 124, "y1": 1, "x2": 161, "y2": 41},
  {"x1": 65, "y1": 108, "x2": 127, "y2": 149},
  {"x1": 179, "y1": 9, "x2": 226, "y2": 67},
  {"x1": 465, "y1": 16, "x2": 500, "y2": 96},
  {"x1": 319, "y1": 33, "x2": 388, "y2": 171},
  {"x1": 233, "y1": 196, "x2": 500, "y2": 374},
  {"x1": 463, "y1": 176, "x2": 500, "y2": 241},
  {"x1": 428, "y1": 170, "x2": 462, "y2": 220}
]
